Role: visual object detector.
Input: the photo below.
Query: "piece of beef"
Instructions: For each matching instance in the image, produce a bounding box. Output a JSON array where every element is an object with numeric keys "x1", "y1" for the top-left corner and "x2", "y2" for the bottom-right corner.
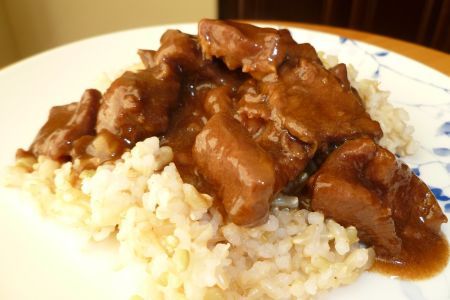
[
  {"x1": 329, "y1": 63, "x2": 351, "y2": 90},
  {"x1": 137, "y1": 49, "x2": 156, "y2": 69},
  {"x1": 138, "y1": 30, "x2": 202, "y2": 73},
  {"x1": 308, "y1": 138, "x2": 447, "y2": 257},
  {"x1": 235, "y1": 79, "x2": 313, "y2": 192},
  {"x1": 255, "y1": 122, "x2": 313, "y2": 193},
  {"x1": 203, "y1": 85, "x2": 234, "y2": 117},
  {"x1": 265, "y1": 59, "x2": 382, "y2": 151},
  {"x1": 198, "y1": 19, "x2": 321, "y2": 79},
  {"x1": 198, "y1": 19, "x2": 301, "y2": 79},
  {"x1": 364, "y1": 144, "x2": 447, "y2": 236},
  {"x1": 30, "y1": 89, "x2": 101, "y2": 160},
  {"x1": 160, "y1": 62, "x2": 244, "y2": 182},
  {"x1": 140, "y1": 28, "x2": 249, "y2": 90},
  {"x1": 235, "y1": 78, "x2": 270, "y2": 137},
  {"x1": 286, "y1": 42, "x2": 321, "y2": 64},
  {"x1": 96, "y1": 66, "x2": 180, "y2": 146},
  {"x1": 193, "y1": 112, "x2": 276, "y2": 226}
]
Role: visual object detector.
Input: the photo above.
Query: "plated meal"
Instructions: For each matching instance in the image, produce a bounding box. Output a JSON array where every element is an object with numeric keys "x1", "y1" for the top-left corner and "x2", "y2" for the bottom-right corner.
[{"x1": 2, "y1": 19, "x2": 449, "y2": 299}]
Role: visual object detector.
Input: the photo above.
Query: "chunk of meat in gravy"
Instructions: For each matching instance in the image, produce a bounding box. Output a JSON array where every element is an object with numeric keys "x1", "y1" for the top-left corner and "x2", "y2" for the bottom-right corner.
[
  {"x1": 235, "y1": 80, "x2": 313, "y2": 191},
  {"x1": 308, "y1": 139, "x2": 401, "y2": 255},
  {"x1": 203, "y1": 85, "x2": 233, "y2": 117},
  {"x1": 139, "y1": 29, "x2": 245, "y2": 87},
  {"x1": 138, "y1": 30, "x2": 202, "y2": 72},
  {"x1": 30, "y1": 89, "x2": 101, "y2": 160},
  {"x1": 265, "y1": 59, "x2": 382, "y2": 150},
  {"x1": 365, "y1": 148, "x2": 446, "y2": 235},
  {"x1": 198, "y1": 19, "x2": 300, "y2": 79},
  {"x1": 255, "y1": 123, "x2": 313, "y2": 192},
  {"x1": 308, "y1": 138, "x2": 448, "y2": 278},
  {"x1": 160, "y1": 67, "x2": 246, "y2": 193},
  {"x1": 193, "y1": 113, "x2": 276, "y2": 226},
  {"x1": 329, "y1": 63, "x2": 351, "y2": 90},
  {"x1": 96, "y1": 66, "x2": 180, "y2": 146}
]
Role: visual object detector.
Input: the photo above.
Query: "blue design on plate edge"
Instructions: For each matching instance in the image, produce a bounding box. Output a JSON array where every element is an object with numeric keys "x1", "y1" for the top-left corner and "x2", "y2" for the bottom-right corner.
[
  {"x1": 409, "y1": 148, "x2": 450, "y2": 207},
  {"x1": 430, "y1": 188, "x2": 450, "y2": 201},
  {"x1": 433, "y1": 148, "x2": 450, "y2": 156},
  {"x1": 438, "y1": 122, "x2": 450, "y2": 136},
  {"x1": 339, "y1": 36, "x2": 348, "y2": 44},
  {"x1": 341, "y1": 37, "x2": 450, "y2": 94},
  {"x1": 374, "y1": 51, "x2": 389, "y2": 57}
]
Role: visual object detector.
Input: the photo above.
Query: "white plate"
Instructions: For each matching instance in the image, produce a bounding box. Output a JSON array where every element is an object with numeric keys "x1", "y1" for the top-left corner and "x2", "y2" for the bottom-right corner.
[{"x1": 0, "y1": 23, "x2": 449, "y2": 300}]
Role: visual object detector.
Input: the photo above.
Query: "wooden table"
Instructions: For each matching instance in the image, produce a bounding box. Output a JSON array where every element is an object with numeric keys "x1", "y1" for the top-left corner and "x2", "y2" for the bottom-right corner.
[{"x1": 256, "y1": 21, "x2": 450, "y2": 76}]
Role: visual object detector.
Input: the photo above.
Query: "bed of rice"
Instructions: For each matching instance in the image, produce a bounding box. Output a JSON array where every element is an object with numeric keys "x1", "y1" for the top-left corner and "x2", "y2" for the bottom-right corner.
[{"x1": 2, "y1": 55, "x2": 415, "y2": 299}]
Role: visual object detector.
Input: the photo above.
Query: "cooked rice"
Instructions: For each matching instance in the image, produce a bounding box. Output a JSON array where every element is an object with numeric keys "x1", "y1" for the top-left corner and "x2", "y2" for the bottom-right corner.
[
  {"x1": 2, "y1": 54, "x2": 416, "y2": 299},
  {"x1": 4, "y1": 137, "x2": 373, "y2": 300}
]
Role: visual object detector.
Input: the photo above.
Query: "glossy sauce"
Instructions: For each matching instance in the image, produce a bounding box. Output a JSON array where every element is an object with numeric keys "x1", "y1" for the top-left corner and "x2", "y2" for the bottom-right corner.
[
  {"x1": 161, "y1": 80, "x2": 213, "y2": 195},
  {"x1": 373, "y1": 232, "x2": 449, "y2": 279}
]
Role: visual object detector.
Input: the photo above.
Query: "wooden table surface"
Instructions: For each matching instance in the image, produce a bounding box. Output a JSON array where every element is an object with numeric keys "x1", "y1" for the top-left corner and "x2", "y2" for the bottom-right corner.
[{"x1": 257, "y1": 21, "x2": 450, "y2": 76}]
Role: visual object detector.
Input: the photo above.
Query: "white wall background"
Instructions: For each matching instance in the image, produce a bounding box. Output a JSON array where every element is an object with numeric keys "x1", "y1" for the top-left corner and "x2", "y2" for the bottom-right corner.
[{"x1": 0, "y1": 0, "x2": 217, "y2": 68}]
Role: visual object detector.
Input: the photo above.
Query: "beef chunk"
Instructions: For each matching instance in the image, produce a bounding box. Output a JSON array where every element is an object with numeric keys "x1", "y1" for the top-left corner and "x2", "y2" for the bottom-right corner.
[
  {"x1": 193, "y1": 113, "x2": 276, "y2": 226},
  {"x1": 265, "y1": 59, "x2": 382, "y2": 150},
  {"x1": 198, "y1": 19, "x2": 295, "y2": 78},
  {"x1": 139, "y1": 30, "x2": 202, "y2": 73},
  {"x1": 30, "y1": 89, "x2": 101, "y2": 160},
  {"x1": 140, "y1": 28, "x2": 247, "y2": 89},
  {"x1": 137, "y1": 49, "x2": 156, "y2": 69},
  {"x1": 287, "y1": 42, "x2": 321, "y2": 64},
  {"x1": 235, "y1": 80, "x2": 313, "y2": 192},
  {"x1": 308, "y1": 138, "x2": 447, "y2": 257},
  {"x1": 96, "y1": 67, "x2": 180, "y2": 146},
  {"x1": 329, "y1": 63, "x2": 351, "y2": 90},
  {"x1": 255, "y1": 122, "x2": 312, "y2": 192},
  {"x1": 203, "y1": 85, "x2": 233, "y2": 117},
  {"x1": 198, "y1": 19, "x2": 321, "y2": 79}
]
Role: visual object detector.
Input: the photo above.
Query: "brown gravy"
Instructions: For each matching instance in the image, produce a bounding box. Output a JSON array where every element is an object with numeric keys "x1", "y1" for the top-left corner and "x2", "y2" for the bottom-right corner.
[{"x1": 373, "y1": 232, "x2": 449, "y2": 279}]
